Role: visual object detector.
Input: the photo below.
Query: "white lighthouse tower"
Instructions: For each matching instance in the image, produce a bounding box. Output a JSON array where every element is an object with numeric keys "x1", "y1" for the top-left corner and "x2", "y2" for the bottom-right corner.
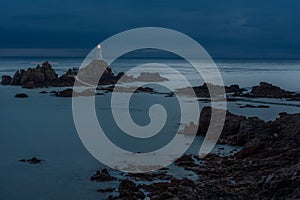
[{"x1": 96, "y1": 44, "x2": 103, "y2": 60}]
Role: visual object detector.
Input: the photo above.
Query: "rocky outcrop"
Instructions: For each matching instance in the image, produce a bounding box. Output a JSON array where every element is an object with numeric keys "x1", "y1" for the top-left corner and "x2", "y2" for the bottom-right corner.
[
  {"x1": 197, "y1": 106, "x2": 273, "y2": 146},
  {"x1": 181, "y1": 106, "x2": 299, "y2": 147},
  {"x1": 54, "y1": 88, "x2": 75, "y2": 97},
  {"x1": 90, "y1": 169, "x2": 116, "y2": 182},
  {"x1": 15, "y1": 93, "x2": 29, "y2": 98},
  {"x1": 1, "y1": 75, "x2": 12, "y2": 85},
  {"x1": 77, "y1": 60, "x2": 124, "y2": 85},
  {"x1": 136, "y1": 111, "x2": 300, "y2": 199},
  {"x1": 176, "y1": 83, "x2": 246, "y2": 97},
  {"x1": 247, "y1": 82, "x2": 295, "y2": 98},
  {"x1": 109, "y1": 179, "x2": 145, "y2": 200},
  {"x1": 1, "y1": 60, "x2": 125, "y2": 88}
]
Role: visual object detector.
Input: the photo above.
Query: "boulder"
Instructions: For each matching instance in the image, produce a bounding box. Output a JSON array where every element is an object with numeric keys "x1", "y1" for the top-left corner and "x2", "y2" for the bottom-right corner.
[
  {"x1": 1, "y1": 75, "x2": 12, "y2": 85},
  {"x1": 197, "y1": 106, "x2": 273, "y2": 146},
  {"x1": 249, "y1": 82, "x2": 295, "y2": 98},
  {"x1": 15, "y1": 93, "x2": 29, "y2": 98},
  {"x1": 90, "y1": 168, "x2": 116, "y2": 182},
  {"x1": 176, "y1": 83, "x2": 246, "y2": 97},
  {"x1": 54, "y1": 88, "x2": 75, "y2": 97}
]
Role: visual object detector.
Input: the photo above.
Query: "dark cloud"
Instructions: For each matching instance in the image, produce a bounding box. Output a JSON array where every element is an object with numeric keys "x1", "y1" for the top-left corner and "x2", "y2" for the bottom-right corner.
[{"x1": 0, "y1": 0, "x2": 299, "y2": 58}]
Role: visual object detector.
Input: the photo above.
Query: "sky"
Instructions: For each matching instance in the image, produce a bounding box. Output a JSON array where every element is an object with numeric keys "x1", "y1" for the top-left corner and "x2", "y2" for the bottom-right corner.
[{"x1": 0, "y1": 0, "x2": 300, "y2": 58}]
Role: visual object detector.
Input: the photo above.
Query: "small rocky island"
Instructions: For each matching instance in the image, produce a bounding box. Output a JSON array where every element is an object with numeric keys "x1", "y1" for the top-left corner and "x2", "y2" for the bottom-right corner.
[
  {"x1": 1, "y1": 61, "x2": 124, "y2": 88},
  {"x1": 1, "y1": 60, "x2": 169, "y2": 89}
]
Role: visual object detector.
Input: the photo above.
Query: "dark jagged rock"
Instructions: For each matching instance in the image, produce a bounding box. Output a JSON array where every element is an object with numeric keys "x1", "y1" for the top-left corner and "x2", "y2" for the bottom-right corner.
[
  {"x1": 248, "y1": 82, "x2": 295, "y2": 98},
  {"x1": 1, "y1": 75, "x2": 12, "y2": 85},
  {"x1": 54, "y1": 88, "x2": 74, "y2": 97},
  {"x1": 97, "y1": 85, "x2": 155, "y2": 94},
  {"x1": 176, "y1": 83, "x2": 246, "y2": 97},
  {"x1": 142, "y1": 111, "x2": 300, "y2": 199},
  {"x1": 90, "y1": 168, "x2": 116, "y2": 182},
  {"x1": 54, "y1": 88, "x2": 96, "y2": 97},
  {"x1": 127, "y1": 171, "x2": 173, "y2": 181},
  {"x1": 77, "y1": 60, "x2": 124, "y2": 85},
  {"x1": 115, "y1": 179, "x2": 145, "y2": 200},
  {"x1": 15, "y1": 93, "x2": 29, "y2": 98},
  {"x1": 192, "y1": 112, "x2": 300, "y2": 199},
  {"x1": 5, "y1": 62, "x2": 59, "y2": 87},
  {"x1": 197, "y1": 106, "x2": 273, "y2": 146},
  {"x1": 1, "y1": 60, "x2": 124, "y2": 88},
  {"x1": 174, "y1": 154, "x2": 198, "y2": 170},
  {"x1": 19, "y1": 157, "x2": 42, "y2": 164},
  {"x1": 97, "y1": 188, "x2": 115, "y2": 193}
]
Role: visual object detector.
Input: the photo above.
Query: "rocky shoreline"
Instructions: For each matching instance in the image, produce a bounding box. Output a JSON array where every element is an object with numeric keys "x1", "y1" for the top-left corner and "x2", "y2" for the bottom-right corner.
[
  {"x1": 98, "y1": 109, "x2": 299, "y2": 199},
  {"x1": 2, "y1": 61, "x2": 299, "y2": 199}
]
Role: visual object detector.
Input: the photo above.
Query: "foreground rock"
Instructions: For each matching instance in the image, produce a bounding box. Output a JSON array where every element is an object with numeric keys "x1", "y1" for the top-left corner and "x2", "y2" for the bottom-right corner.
[
  {"x1": 136, "y1": 111, "x2": 299, "y2": 199},
  {"x1": 192, "y1": 111, "x2": 300, "y2": 199},
  {"x1": 197, "y1": 106, "x2": 273, "y2": 146},
  {"x1": 108, "y1": 179, "x2": 145, "y2": 200}
]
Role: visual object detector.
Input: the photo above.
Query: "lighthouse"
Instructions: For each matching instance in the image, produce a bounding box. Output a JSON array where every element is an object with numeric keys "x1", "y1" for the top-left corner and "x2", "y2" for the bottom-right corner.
[{"x1": 96, "y1": 44, "x2": 103, "y2": 60}]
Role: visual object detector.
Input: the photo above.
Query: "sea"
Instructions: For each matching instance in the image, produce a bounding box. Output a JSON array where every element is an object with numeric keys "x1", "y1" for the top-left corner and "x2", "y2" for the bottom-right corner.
[{"x1": 0, "y1": 57, "x2": 300, "y2": 199}]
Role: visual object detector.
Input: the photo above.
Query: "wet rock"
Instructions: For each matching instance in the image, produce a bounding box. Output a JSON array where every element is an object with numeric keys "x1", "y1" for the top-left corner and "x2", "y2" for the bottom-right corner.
[
  {"x1": 7, "y1": 62, "x2": 58, "y2": 87},
  {"x1": 117, "y1": 179, "x2": 145, "y2": 200},
  {"x1": 2, "y1": 60, "x2": 122, "y2": 88},
  {"x1": 174, "y1": 154, "x2": 198, "y2": 170},
  {"x1": 97, "y1": 85, "x2": 155, "y2": 94},
  {"x1": 1, "y1": 75, "x2": 12, "y2": 85},
  {"x1": 39, "y1": 91, "x2": 48, "y2": 94},
  {"x1": 239, "y1": 104, "x2": 270, "y2": 108},
  {"x1": 90, "y1": 168, "x2": 116, "y2": 182},
  {"x1": 15, "y1": 93, "x2": 29, "y2": 98},
  {"x1": 97, "y1": 188, "x2": 115, "y2": 193},
  {"x1": 19, "y1": 157, "x2": 42, "y2": 164},
  {"x1": 54, "y1": 88, "x2": 75, "y2": 97},
  {"x1": 127, "y1": 171, "x2": 172, "y2": 181},
  {"x1": 248, "y1": 82, "x2": 295, "y2": 98},
  {"x1": 197, "y1": 106, "x2": 273, "y2": 146},
  {"x1": 77, "y1": 60, "x2": 123, "y2": 85},
  {"x1": 176, "y1": 83, "x2": 246, "y2": 97}
]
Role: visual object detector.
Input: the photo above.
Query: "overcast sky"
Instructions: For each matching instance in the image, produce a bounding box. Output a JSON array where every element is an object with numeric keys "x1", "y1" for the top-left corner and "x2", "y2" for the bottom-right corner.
[{"x1": 0, "y1": 0, "x2": 300, "y2": 58}]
